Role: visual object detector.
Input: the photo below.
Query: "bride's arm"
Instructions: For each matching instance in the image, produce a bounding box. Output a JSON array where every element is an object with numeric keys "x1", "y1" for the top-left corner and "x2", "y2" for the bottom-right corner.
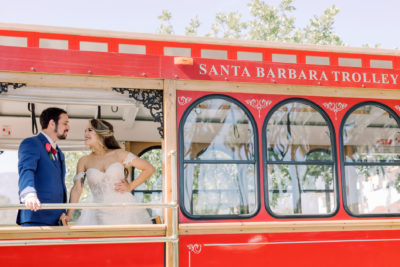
[
  {"x1": 114, "y1": 151, "x2": 155, "y2": 193},
  {"x1": 65, "y1": 157, "x2": 86, "y2": 222}
]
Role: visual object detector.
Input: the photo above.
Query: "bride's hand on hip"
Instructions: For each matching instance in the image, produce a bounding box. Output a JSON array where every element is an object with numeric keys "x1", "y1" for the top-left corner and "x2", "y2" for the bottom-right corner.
[{"x1": 114, "y1": 179, "x2": 132, "y2": 193}]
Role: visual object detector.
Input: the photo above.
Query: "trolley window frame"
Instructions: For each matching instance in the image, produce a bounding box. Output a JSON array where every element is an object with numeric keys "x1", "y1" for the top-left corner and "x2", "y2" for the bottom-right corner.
[
  {"x1": 179, "y1": 94, "x2": 260, "y2": 220},
  {"x1": 340, "y1": 101, "x2": 400, "y2": 218},
  {"x1": 262, "y1": 98, "x2": 340, "y2": 219}
]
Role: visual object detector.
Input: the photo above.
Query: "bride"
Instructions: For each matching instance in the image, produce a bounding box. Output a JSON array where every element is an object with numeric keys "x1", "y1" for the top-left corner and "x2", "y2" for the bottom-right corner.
[{"x1": 64, "y1": 119, "x2": 155, "y2": 225}]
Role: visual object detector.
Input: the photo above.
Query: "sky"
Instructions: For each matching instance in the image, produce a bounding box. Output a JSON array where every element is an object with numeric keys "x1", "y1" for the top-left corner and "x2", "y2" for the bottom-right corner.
[{"x1": 0, "y1": 0, "x2": 399, "y2": 49}]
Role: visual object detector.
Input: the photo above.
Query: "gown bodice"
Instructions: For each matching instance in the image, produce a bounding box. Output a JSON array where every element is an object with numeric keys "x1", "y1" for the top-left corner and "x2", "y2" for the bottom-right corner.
[
  {"x1": 72, "y1": 153, "x2": 151, "y2": 225},
  {"x1": 85, "y1": 162, "x2": 127, "y2": 203}
]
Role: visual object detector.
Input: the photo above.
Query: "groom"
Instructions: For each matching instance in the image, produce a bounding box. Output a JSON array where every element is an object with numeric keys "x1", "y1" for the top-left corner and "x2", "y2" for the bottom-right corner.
[{"x1": 17, "y1": 107, "x2": 70, "y2": 226}]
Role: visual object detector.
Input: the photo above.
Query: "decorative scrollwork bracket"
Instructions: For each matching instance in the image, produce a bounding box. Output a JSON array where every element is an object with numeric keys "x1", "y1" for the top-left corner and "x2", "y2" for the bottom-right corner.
[
  {"x1": 323, "y1": 101, "x2": 348, "y2": 120},
  {"x1": 187, "y1": 244, "x2": 202, "y2": 254},
  {"x1": 0, "y1": 82, "x2": 26, "y2": 94},
  {"x1": 113, "y1": 88, "x2": 164, "y2": 139}
]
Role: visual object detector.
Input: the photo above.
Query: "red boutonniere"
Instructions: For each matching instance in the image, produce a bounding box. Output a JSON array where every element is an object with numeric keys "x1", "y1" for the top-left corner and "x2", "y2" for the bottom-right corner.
[{"x1": 45, "y1": 143, "x2": 57, "y2": 160}]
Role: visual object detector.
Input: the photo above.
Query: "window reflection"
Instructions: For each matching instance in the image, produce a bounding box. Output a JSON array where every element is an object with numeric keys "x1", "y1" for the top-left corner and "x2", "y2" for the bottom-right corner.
[
  {"x1": 343, "y1": 105, "x2": 400, "y2": 162},
  {"x1": 267, "y1": 102, "x2": 332, "y2": 162},
  {"x1": 184, "y1": 163, "x2": 256, "y2": 215},
  {"x1": 183, "y1": 98, "x2": 254, "y2": 161},
  {"x1": 181, "y1": 96, "x2": 258, "y2": 218},
  {"x1": 268, "y1": 164, "x2": 334, "y2": 215},
  {"x1": 265, "y1": 101, "x2": 336, "y2": 216},
  {"x1": 345, "y1": 166, "x2": 400, "y2": 214},
  {"x1": 342, "y1": 103, "x2": 400, "y2": 216}
]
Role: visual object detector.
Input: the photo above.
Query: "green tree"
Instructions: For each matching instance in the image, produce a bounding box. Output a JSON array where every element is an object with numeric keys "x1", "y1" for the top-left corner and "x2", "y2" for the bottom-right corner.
[
  {"x1": 134, "y1": 148, "x2": 163, "y2": 217},
  {"x1": 301, "y1": 4, "x2": 343, "y2": 45},
  {"x1": 185, "y1": 15, "x2": 201, "y2": 36},
  {"x1": 157, "y1": 10, "x2": 174, "y2": 35},
  {"x1": 247, "y1": 0, "x2": 297, "y2": 42},
  {"x1": 208, "y1": 11, "x2": 247, "y2": 39},
  {"x1": 157, "y1": 0, "x2": 344, "y2": 46},
  {"x1": 64, "y1": 151, "x2": 91, "y2": 221}
]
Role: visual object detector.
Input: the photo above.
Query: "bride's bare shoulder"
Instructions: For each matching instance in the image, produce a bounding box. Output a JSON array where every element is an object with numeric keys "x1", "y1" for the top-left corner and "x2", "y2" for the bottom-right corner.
[
  {"x1": 114, "y1": 149, "x2": 129, "y2": 161},
  {"x1": 77, "y1": 154, "x2": 92, "y2": 166}
]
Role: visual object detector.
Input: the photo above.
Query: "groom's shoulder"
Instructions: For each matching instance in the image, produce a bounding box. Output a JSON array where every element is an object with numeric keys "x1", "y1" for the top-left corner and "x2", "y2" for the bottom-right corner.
[{"x1": 20, "y1": 135, "x2": 41, "y2": 148}]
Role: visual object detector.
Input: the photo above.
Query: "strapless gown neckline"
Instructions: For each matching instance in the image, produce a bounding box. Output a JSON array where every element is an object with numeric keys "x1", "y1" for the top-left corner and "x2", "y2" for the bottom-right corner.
[{"x1": 86, "y1": 162, "x2": 124, "y2": 174}]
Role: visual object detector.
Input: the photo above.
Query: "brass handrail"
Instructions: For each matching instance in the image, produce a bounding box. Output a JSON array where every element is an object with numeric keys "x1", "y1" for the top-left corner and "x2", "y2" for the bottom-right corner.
[
  {"x1": 0, "y1": 202, "x2": 177, "y2": 210},
  {"x1": 0, "y1": 236, "x2": 177, "y2": 247}
]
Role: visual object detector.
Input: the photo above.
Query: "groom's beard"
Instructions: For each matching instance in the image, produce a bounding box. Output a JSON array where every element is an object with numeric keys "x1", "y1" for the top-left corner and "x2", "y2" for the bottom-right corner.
[
  {"x1": 58, "y1": 134, "x2": 67, "y2": 140},
  {"x1": 55, "y1": 125, "x2": 68, "y2": 140}
]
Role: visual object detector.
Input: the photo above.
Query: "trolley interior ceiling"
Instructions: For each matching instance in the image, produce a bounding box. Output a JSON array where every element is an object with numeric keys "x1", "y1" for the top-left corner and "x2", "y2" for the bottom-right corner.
[{"x1": 0, "y1": 86, "x2": 161, "y2": 149}]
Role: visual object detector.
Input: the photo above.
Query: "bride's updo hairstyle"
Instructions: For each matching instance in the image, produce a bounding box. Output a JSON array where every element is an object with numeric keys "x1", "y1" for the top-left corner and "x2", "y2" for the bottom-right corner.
[{"x1": 90, "y1": 119, "x2": 121, "y2": 150}]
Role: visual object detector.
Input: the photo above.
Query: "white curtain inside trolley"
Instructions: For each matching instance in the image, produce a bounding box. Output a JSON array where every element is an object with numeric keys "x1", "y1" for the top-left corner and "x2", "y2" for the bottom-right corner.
[{"x1": 0, "y1": 86, "x2": 161, "y2": 150}]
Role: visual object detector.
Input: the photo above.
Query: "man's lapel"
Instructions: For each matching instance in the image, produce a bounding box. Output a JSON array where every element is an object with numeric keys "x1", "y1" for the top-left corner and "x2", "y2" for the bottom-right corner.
[
  {"x1": 57, "y1": 148, "x2": 67, "y2": 201},
  {"x1": 58, "y1": 148, "x2": 66, "y2": 182}
]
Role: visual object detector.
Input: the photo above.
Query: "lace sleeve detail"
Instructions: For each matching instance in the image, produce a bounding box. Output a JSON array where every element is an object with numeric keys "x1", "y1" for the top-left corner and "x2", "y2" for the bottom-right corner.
[
  {"x1": 123, "y1": 152, "x2": 137, "y2": 167},
  {"x1": 73, "y1": 172, "x2": 86, "y2": 184}
]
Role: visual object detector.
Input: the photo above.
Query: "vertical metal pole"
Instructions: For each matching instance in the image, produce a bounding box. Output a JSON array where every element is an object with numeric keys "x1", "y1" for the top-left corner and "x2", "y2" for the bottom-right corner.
[{"x1": 170, "y1": 150, "x2": 179, "y2": 267}]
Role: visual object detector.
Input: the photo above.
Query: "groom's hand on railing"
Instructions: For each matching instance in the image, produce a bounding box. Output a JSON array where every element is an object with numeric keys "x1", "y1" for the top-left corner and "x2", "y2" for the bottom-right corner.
[
  {"x1": 23, "y1": 193, "x2": 41, "y2": 211},
  {"x1": 59, "y1": 213, "x2": 70, "y2": 226}
]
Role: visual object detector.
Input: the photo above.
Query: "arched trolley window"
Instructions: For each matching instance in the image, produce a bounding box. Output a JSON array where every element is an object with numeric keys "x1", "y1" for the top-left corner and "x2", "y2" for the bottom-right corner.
[
  {"x1": 340, "y1": 102, "x2": 400, "y2": 216},
  {"x1": 263, "y1": 99, "x2": 338, "y2": 218},
  {"x1": 132, "y1": 146, "x2": 162, "y2": 219},
  {"x1": 179, "y1": 95, "x2": 259, "y2": 219}
]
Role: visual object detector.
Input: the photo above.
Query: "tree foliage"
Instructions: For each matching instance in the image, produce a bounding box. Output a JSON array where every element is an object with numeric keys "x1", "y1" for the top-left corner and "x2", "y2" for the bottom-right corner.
[
  {"x1": 65, "y1": 150, "x2": 91, "y2": 201},
  {"x1": 157, "y1": 9, "x2": 174, "y2": 35},
  {"x1": 247, "y1": 0, "x2": 297, "y2": 42},
  {"x1": 64, "y1": 150, "x2": 91, "y2": 221},
  {"x1": 185, "y1": 15, "x2": 201, "y2": 36},
  {"x1": 157, "y1": 0, "x2": 344, "y2": 46},
  {"x1": 133, "y1": 148, "x2": 163, "y2": 217},
  {"x1": 208, "y1": 11, "x2": 247, "y2": 39}
]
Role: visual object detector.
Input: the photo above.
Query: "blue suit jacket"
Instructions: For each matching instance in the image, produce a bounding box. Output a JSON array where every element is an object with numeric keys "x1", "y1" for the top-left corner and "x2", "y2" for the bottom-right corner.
[{"x1": 17, "y1": 133, "x2": 67, "y2": 226}]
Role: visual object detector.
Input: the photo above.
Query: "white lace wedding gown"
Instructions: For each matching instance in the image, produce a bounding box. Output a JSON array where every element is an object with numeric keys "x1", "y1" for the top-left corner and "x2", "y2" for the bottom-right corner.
[{"x1": 73, "y1": 153, "x2": 151, "y2": 225}]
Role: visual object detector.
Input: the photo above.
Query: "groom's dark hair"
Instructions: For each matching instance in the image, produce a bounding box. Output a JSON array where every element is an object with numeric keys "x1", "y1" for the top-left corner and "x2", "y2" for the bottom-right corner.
[{"x1": 40, "y1": 107, "x2": 67, "y2": 129}]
